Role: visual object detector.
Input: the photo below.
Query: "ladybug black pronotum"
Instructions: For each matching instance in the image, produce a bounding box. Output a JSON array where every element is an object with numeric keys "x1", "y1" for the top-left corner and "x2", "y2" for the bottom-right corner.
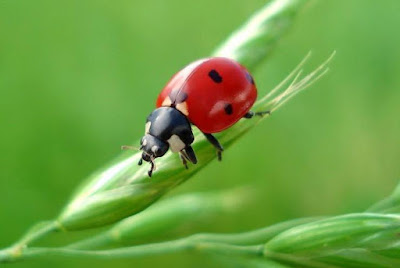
[{"x1": 135, "y1": 57, "x2": 269, "y2": 176}]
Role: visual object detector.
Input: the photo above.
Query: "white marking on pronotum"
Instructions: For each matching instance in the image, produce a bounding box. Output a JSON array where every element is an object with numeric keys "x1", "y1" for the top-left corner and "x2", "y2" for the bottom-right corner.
[
  {"x1": 151, "y1": 145, "x2": 158, "y2": 154},
  {"x1": 142, "y1": 139, "x2": 147, "y2": 146},
  {"x1": 176, "y1": 101, "x2": 189, "y2": 116},
  {"x1": 167, "y1": 134, "x2": 186, "y2": 152},
  {"x1": 145, "y1": 122, "x2": 151, "y2": 134}
]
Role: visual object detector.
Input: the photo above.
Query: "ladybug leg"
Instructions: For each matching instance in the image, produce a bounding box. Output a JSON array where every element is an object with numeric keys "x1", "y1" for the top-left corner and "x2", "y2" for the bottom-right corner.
[
  {"x1": 183, "y1": 145, "x2": 197, "y2": 164},
  {"x1": 179, "y1": 152, "x2": 189, "y2": 169},
  {"x1": 203, "y1": 133, "x2": 224, "y2": 161},
  {"x1": 148, "y1": 159, "x2": 156, "y2": 177},
  {"x1": 243, "y1": 110, "x2": 271, "y2": 119}
]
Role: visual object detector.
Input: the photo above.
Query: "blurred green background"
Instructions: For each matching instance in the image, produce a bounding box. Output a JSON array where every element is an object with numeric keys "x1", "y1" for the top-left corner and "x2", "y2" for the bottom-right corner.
[{"x1": 1, "y1": 0, "x2": 400, "y2": 267}]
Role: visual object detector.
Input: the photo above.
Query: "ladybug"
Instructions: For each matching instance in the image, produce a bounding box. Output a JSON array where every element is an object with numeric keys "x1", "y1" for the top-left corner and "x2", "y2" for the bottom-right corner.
[{"x1": 138, "y1": 57, "x2": 268, "y2": 176}]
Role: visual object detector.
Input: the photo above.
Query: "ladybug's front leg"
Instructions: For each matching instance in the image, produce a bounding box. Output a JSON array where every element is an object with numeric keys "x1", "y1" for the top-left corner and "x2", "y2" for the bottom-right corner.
[
  {"x1": 179, "y1": 145, "x2": 198, "y2": 169},
  {"x1": 203, "y1": 133, "x2": 224, "y2": 161},
  {"x1": 148, "y1": 159, "x2": 156, "y2": 177},
  {"x1": 179, "y1": 153, "x2": 189, "y2": 169},
  {"x1": 243, "y1": 110, "x2": 271, "y2": 119},
  {"x1": 183, "y1": 146, "x2": 197, "y2": 164}
]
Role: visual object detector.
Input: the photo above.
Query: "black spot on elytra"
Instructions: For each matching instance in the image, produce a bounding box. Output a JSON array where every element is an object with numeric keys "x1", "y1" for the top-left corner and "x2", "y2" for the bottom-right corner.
[
  {"x1": 245, "y1": 72, "x2": 255, "y2": 85},
  {"x1": 208, "y1": 70, "x2": 223, "y2": 83},
  {"x1": 224, "y1": 103, "x2": 233, "y2": 115},
  {"x1": 169, "y1": 89, "x2": 188, "y2": 104}
]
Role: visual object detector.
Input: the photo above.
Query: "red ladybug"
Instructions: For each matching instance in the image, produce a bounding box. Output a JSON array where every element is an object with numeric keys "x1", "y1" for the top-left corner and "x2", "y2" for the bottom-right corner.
[{"x1": 138, "y1": 57, "x2": 268, "y2": 176}]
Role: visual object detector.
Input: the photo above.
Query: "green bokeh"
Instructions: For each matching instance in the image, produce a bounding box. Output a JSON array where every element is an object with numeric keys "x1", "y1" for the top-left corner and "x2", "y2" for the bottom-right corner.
[{"x1": 1, "y1": 0, "x2": 399, "y2": 267}]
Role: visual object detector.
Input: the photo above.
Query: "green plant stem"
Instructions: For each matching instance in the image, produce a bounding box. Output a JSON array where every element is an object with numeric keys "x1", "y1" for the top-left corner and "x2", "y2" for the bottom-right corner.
[
  {"x1": 4, "y1": 236, "x2": 343, "y2": 268},
  {"x1": 263, "y1": 250, "x2": 336, "y2": 268},
  {"x1": 15, "y1": 221, "x2": 59, "y2": 246},
  {"x1": 67, "y1": 189, "x2": 253, "y2": 249},
  {"x1": 18, "y1": 241, "x2": 264, "y2": 261},
  {"x1": 188, "y1": 217, "x2": 322, "y2": 246},
  {"x1": 213, "y1": 0, "x2": 309, "y2": 68},
  {"x1": 0, "y1": 217, "x2": 323, "y2": 263},
  {"x1": 314, "y1": 248, "x2": 400, "y2": 268},
  {"x1": 0, "y1": 218, "x2": 318, "y2": 262},
  {"x1": 367, "y1": 182, "x2": 400, "y2": 213},
  {"x1": 5, "y1": 212, "x2": 400, "y2": 266},
  {"x1": 68, "y1": 215, "x2": 321, "y2": 250},
  {"x1": 0, "y1": 221, "x2": 59, "y2": 263},
  {"x1": 66, "y1": 232, "x2": 112, "y2": 250},
  {"x1": 13, "y1": 240, "x2": 345, "y2": 268}
]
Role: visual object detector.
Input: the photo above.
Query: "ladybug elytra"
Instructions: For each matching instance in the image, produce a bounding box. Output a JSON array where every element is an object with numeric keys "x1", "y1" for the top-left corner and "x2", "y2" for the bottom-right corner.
[{"x1": 137, "y1": 57, "x2": 268, "y2": 176}]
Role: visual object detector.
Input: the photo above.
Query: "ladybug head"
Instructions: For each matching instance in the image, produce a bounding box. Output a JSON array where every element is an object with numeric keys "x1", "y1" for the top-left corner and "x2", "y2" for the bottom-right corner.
[
  {"x1": 139, "y1": 134, "x2": 169, "y2": 176},
  {"x1": 139, "y1": 134, "x2": 169, "y2": 169}
]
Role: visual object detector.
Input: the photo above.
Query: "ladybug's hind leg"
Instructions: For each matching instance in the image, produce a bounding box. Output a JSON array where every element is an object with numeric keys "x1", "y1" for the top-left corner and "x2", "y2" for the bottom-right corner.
[
  {"x1": 203, "y1": 133, "x2": 224, "y2": 161},
  {"x1": 243, "y1": 110, "x2": 271, "y2": 119}
]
